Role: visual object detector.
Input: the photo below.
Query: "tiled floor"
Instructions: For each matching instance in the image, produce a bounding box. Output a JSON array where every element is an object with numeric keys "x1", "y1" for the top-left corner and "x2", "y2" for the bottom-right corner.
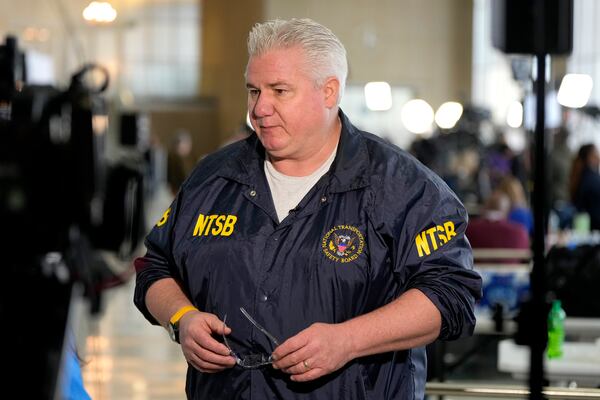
[
  {"x1": 79, "y1": 186, "x2": 189, "y2": 400},
  {"x1": 81, "y1": 279, "x2": 188, "y2": 400}
]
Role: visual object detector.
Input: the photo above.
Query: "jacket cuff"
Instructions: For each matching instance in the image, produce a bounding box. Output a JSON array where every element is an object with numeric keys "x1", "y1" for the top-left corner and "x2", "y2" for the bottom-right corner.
[
  {"x1": 133, "y1": 264, "x2": 172, "y2": 326},
  {"x1": 412, "y1": 285, "x2": 476, "y2": 341}
]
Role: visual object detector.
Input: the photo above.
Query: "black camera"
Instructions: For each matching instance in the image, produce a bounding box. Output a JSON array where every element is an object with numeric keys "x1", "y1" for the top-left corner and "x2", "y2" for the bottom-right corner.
[{"x1": 0, "y1": 35, "x2": 145, "y2": 398}]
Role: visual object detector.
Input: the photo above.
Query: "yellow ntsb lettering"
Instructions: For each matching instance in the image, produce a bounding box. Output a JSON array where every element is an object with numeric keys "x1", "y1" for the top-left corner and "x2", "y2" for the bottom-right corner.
[
  {"x1": 211, "y1": 215, "x2": 226, "y2": 235},
  {"x1": 156, "y1": 208, "x2": 171, "y2": 227},
  {"x1": 415, "y1": 221, "x2": 457, "y2": 257},
  {"x1": 221, "y1": 215, "x2": 237, "y2": 236},
  {"x1": 193, "y1": 213, "x2": 237, "y2": 237}
]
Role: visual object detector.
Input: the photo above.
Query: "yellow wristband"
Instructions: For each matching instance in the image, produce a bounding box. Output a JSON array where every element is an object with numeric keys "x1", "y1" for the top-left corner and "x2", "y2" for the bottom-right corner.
[{"x1": 169, "y1": 305, "x2": 199, "y2": 325}]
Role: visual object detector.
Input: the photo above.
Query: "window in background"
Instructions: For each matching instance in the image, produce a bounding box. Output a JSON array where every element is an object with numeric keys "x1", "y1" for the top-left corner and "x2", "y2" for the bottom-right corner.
[
  {"x1": 565, "y1": 0, "x2": 600, "y2": 150},
  {"x1": 471, "y1": 0, "x2": 522, "y2": 128},
  {"x1": 340, "y1": 84, "x2": 413, "y2": 149},
  {"x1": 121, "y1": 0, "x2": 199, "y2": 100}
]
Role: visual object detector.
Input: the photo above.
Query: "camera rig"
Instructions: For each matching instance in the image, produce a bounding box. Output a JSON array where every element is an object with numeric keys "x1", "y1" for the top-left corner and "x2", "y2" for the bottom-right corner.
[{"x1": 0, "y1": 35, "x2": 145, "y2": 398}]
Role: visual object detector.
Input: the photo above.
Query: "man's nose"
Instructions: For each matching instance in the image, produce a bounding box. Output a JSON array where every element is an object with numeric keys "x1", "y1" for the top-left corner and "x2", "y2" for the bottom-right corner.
[{"x1": 252, "y1": 93, "x2": 274, "y2": 118}]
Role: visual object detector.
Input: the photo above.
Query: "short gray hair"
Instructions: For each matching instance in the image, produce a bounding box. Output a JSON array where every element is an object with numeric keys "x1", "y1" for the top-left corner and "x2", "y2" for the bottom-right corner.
[{"x1": 246, "y1": 18, "x2": 348, "y2": 104}]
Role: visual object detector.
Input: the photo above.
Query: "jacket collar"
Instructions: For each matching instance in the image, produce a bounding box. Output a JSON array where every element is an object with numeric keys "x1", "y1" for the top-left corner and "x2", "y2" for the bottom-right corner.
[
  {"x1": 218, "y1": 109, "x2": 371, "y2": 193},
  {"x1": 327, "y1": 109, "x2": 371, "y2": 193}
]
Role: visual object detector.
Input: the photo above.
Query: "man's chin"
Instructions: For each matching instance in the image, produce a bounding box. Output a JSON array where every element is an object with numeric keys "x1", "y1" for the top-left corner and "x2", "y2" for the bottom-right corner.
[
  {"x1": 263, "y1": 147, "x2": 288, "y2": 159},
  {"x1": 258, "y1": 139, "x2": 288, "y2": 157}
]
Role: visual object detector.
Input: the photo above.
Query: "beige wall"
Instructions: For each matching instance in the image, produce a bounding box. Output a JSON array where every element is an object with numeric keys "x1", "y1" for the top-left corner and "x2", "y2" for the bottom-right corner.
[
  {"x1": 200, "y1": 0, "x2": 264, "y2": 143},
  {"x1": 200, "y1": 0, "x2": 473, "y2": 142},
  {"x1": 265, "y1": 0, "x2": 473, "y2": 109},
  {"x1": 1, "y1": 0, "x2": 474, "y2": 147},
  {"x1": 199, "y1": 0, "x2": 473, "y2": 142},
  {"x1": 146, "y1": 100, "x2": 220, "y2": 162}
]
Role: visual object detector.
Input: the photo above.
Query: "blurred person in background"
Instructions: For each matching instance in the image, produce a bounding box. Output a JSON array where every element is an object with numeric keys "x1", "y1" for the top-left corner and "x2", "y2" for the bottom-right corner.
[
  {"x1": 143, "y1": 132, "x2": 167, "y2": 198},
  {"x1": 133, "y1": 17, "x2": 481, "y2": 400},
  {"x1": 497, "y1": 175, "x2": 533, "y2": 235},
  {"x1": 485, "y1": 142, "x2": 513, "y2": 189},
  {"x1": 166, "y1": 130, "x2": 194, "y2": 195},
  {"x1": 569, "y1": 143, "x2": 600, "y2": 231},
  {"x1": 550, "y1": 127, "x2": 573, "y2": 206},
  {"x1": 549, "y1": 126, "x2": 575, "y2": 229},
  {"x1": 466, "y1": 190, "x2": 530, "y2": 249},
  {"x1": 220, "y1": 122, "x2": 254, "y2": 148}
]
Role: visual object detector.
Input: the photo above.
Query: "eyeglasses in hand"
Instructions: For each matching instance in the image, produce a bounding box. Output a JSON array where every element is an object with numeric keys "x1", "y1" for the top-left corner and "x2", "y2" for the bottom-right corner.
[{"x1": 222, "y1": 307, "x2": 280, "y2": 369}]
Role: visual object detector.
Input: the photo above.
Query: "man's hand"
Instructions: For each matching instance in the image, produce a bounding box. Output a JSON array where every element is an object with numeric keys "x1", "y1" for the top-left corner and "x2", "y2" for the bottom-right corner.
[
  {"x1": 271, "y1": 322, "x2": 353, "y2": 382},
  {"x1": 178, "y1": 311, "x2": 237, "y2": 373}
]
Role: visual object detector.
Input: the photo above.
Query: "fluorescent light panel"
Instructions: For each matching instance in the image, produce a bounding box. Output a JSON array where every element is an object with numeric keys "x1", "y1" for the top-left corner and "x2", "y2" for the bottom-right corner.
[
  {"x1": 83, "y1": 2, "x2": 117, "y2": 23},
  {"x1": 364, "y1": 81, "x2": 393, "y2": 111},
  {"x1": 435, "y1": 101, "x2": 463, "y2": 129},
  {"x1": 557, "y1": 74, "x2": 593, "y2": 108},
  {"x1": 506, "y1": 101, "x2": 523, "y2": 128},
  {"x1": 401, "y1": 99, "x2": 434, "y2": 134}
]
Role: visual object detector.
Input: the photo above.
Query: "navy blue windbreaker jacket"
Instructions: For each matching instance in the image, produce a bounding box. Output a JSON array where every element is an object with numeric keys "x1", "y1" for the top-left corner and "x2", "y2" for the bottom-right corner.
[{"x1": 134, "y1": 110, "x2": 482, "y2": 400}]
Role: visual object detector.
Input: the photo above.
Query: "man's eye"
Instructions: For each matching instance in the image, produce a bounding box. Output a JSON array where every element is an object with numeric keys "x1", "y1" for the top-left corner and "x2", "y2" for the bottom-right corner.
[
  {"x1": 275, "y1": 89, "x2": 287, "y2": 95},
  {"x1": 248, "y1": 89, "x2": 259, "y2": 97}
]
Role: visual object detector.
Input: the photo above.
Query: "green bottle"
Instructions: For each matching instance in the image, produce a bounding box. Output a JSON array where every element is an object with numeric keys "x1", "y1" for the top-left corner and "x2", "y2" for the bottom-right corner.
[{"x1": 547, "y1": 300, "x2": 566, "y2": 359}]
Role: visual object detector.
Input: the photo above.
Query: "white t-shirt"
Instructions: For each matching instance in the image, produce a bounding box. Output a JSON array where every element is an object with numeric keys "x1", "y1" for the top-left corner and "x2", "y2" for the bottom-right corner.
[{"x1": 264, "y1": 146, "x2": 338, "y2": 223}]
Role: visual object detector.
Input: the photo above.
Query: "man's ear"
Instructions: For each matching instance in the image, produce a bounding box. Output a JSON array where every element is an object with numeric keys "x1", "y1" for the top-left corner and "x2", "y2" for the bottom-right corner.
[{"x1": 323, "y1": 77, "x2": 340, "y2": 108}]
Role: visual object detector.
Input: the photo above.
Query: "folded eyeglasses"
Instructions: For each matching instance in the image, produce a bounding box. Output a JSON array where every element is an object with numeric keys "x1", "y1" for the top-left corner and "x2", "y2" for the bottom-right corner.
[{"x1": 222, "y1": 307, "x2": 280, "y2": 369}]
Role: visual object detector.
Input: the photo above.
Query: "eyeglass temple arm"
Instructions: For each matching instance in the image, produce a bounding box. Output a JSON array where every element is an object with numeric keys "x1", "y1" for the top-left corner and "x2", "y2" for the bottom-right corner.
[
  {"x1": 222, "y1": 315, "x2": 240, "y2": 357},
  {"x1": 239, "y1": 307, "x2": 280, "y2": 346}
]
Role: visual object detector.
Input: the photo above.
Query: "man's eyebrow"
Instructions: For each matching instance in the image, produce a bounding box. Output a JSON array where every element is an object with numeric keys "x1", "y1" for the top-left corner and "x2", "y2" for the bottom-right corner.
[
  {"x1": 268, "y1": 81, "x2": 290, "y2": 87},
  {"x1": 245, "y1": 81, "x2": 291, "y2": 89}
]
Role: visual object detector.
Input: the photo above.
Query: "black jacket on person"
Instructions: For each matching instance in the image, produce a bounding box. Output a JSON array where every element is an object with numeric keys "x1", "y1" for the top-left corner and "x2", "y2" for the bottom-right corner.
[
  {"x1": 134, "y1": 110, "x2": 482, "y2": 400},
  {"x1": 574, "y1": 166, "x2": 600, "y2": 231}
]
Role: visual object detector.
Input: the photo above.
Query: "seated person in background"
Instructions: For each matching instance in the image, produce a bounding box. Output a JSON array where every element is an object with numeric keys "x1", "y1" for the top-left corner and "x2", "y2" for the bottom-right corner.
[
  {"x1": 497, "y1": 175, "x2": 533, "y2": 235},
  {"x1": 467, "y1": 191, "x2": 530, "y2": 249},
  {"x1": 167, "y1": 130, "x2": 194, "y2": 196},
  {"x1": 569, "y1": 143, "x2": 600, "y2": 231}
]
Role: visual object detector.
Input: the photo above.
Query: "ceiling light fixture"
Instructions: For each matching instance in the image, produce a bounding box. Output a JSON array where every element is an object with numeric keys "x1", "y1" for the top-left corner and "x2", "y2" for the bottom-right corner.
[
  {"x1": 506, "y1": 101, "x2": 524, "y2": 128},
  {"x1": 83, "y1": 1, "x2": 117, "y2": 24},
  {"x1": 401, "y1": 99, "x2": 434, "y2": 134},
  {"x1": 364, "y1": 81, "x2": 393, "y2": 111},
  {"x1": 435, "y1": 101, "x2": 463, "y2": 130},
  {"x1": 557, "y1": 74, "x2": 593, "y2": 108}
]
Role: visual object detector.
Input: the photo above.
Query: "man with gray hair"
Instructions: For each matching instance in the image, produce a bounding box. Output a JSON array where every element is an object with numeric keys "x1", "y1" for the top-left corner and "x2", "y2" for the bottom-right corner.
[{"x1": 135, "y1": 18, "x2": 481, "y2": 399}]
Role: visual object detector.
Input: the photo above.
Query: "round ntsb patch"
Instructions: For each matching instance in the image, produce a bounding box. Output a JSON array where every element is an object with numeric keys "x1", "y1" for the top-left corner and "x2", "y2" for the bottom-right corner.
[{"x1": 321, "y1": 225, "x2": 365, "y2": 263}]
